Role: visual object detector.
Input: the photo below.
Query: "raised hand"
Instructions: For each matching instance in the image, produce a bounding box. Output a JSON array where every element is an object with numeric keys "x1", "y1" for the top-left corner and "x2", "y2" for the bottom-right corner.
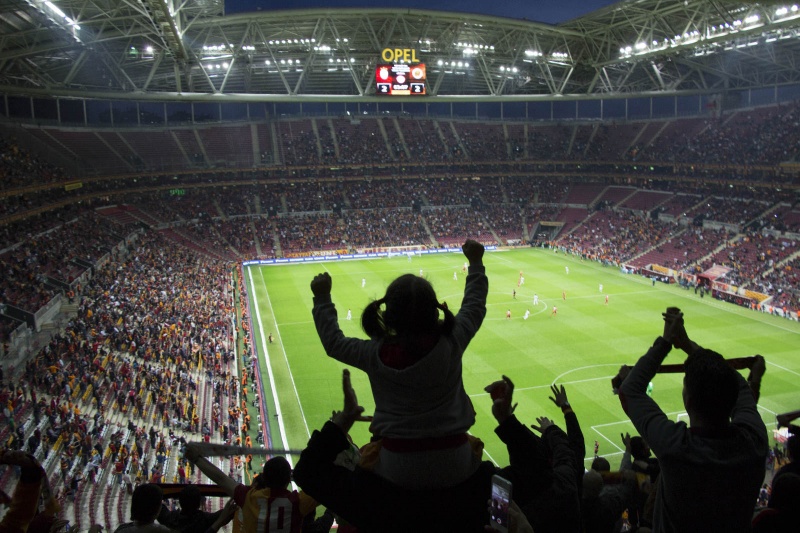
[
  {"x1": 310, "y1": 272, "x2": 332, "y2": 298},
  {"x1": 530, "y1": 416, "x2": 554, "y2": 434},
  {"x1": 549, "y1": 384, "x2": 569, "y2": 408},
  {"x1": 661, "y1": 307, "x2": 684, "y2": 345},
  {"x1": 462, "y1": 239, "x2": 484, "y2": 266},
  {"x1": 331, "y1": 369, "x2": 372, "y2": 434},
  {"x1": 621, "y1": 432, "x2": 631, "y2": 453},
  {"x1": 611, "y1": 364, "x2": 631, "y2": 394},
  {"x1": 484, "y1": 375, "x2": 517, "y2": 424}
]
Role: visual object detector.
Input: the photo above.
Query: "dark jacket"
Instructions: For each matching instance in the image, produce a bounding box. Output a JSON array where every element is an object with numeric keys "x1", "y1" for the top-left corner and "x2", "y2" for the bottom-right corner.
[{"x1": 293, "y1": 415, "x2": 551, "y2": 533}]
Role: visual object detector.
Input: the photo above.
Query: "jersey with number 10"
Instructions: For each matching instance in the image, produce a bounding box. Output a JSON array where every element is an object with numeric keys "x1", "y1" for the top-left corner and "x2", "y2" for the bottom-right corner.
[{"x1": 233, "y1": 484, "x2": 316, "y2": 533}]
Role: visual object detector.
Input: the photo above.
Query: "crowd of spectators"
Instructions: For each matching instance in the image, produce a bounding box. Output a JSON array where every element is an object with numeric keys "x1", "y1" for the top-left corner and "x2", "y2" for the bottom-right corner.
[
  {"x1": 691, "y1": 197, "x2": 771, "y2": 226},
  {"x1": 341, "y1": 208, "x2": 430, "y2": 249},
  {"x1": 277, "y1": 120, "x2": 319, "y2": 166},
  {"x1": 0, "y1": 210, "x2": 133, "y2": 312},
  {"x1": 558, "y1": 209, "x2": 678, "y2": 265},
  {"x1": 424, "y1": 207, "x2": 496, "y2": 246},
  {"x1": 704, "y1": 232, "x2": 798, "y2": 290},
  {"x1": 274, "y1": 213, "x2": 345, "y2": 255},
  {"x1": 2, "y1": 157, "x2": 799, "y2": 318},
  {"x1": 633, "y1": 227, "x2": 724, "y2": 271},
  {"x1": 0, "y1": 227, "x2": 246, "y2": 531},
  {"x1": 345, "y1": 179, "x2": 420, "y2": 209},
  {"x1": 331, "y1": 118, "x2": 394, "y2": 165},
  {"x1": 764, "y1": 256, "x2": 800, "y2": 313},
  {"x1": 2, "y1": 112, "x2": 800, "y2": 532},
  {"x1": 640, "y1": 102, "x2": 800, "y2": 165},
  {"x1": 0, "y1": 135, "x2": 67, "y2": 190}
]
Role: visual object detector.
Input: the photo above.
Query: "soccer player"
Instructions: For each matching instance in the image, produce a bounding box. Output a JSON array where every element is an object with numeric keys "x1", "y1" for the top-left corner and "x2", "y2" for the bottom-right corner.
[
  {"x1": 506, "y1": 309, "x2": 511, "y2": 319},
  {"x1": 646, "y1": 381, "x2": 653, "y2": 397},
  {"x1": 268, "y1": 333, "x2": 274, "y2": 343},
  {"x1": 362, "y1": 278, "x2": 366, "y2": 288},
  {"x1": 594, "y1": 440, "x2": 599, "y2": 458},
  {"x1": 462, "y1": 261, "x2": 468, "y2": 273},
  {"x1": 519, "y1": 276, "x2": 525, "y2": 286},
  {"x1": 565, "y1": 266, "x2": 569, "y2": 275},
  {"x1": 533, "y1": 293, "x2": 538, "y2": 306},
  {"x1": 551, "y1": 305, "x2": 557, "y2": 316},
  {"x1": 605, "y1": 294, "x2": 609, "y2": 305},
  {"x1": 346, "y1": 309, "x2": 352, "y2": 321},
  {"x1": 523, "y1": 310, "x2": 530, "y2": 320},
  {"x1": 419, "y1": 268, "x2": 423, "y2": 277},
  {"x1": 453, "y1": 271, "x2": 458, "y2": 281},
  {"x1": 599, "y1": 283, "x2": 603, "y2": 292},
  {"x1": 562, "y1": 290, "x2": 566, "y2": 301},
  {"x1": 512, "y1": 289, "x2": 516, "y2": 299}
]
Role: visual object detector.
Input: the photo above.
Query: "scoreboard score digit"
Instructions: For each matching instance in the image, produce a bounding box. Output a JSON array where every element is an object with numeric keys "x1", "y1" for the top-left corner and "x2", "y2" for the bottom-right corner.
[{"x1": 375, "y1": 63, "x2": 426, "y2": 96}]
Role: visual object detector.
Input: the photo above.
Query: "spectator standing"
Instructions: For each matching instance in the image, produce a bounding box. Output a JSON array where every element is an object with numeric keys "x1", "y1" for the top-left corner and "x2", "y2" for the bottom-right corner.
[
  {"x1": 618, "y1": 308, "x2": 768, "y2": 532},
  {"x1": 184, "y1": 447, "x2": 317, "y2": 533},
  {"x1": 309, "y1": 239, "x2": 488, "y2": 489},
  {"x1": 114, "y1": 483, "x2": 173, "y2": 533},
  {"x1": 157, "y1": 485, "x2": 234, "y2": 533},
  {"x1": 293, "y1": 370, "x2": 554, "y2": 532}
]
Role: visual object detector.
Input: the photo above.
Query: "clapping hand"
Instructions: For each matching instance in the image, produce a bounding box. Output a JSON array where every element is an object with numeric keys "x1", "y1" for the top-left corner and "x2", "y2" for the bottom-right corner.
[{"x1": 661, "y1": 307, "x2": 684, "y2": 345}]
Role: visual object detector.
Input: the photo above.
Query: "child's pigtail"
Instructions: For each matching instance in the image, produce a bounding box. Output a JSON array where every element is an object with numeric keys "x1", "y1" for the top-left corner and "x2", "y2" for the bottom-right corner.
[
  {"x1": 361, "y1": 299, "x2": 386, "y2": 339},
  {"x1": 438, "y1": 301, "x2": 455, "y2": 335}
]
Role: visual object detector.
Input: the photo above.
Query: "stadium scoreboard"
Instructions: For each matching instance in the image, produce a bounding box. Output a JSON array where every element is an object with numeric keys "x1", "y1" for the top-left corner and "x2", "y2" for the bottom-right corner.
[{"x1": 376, "y1": 48, "x2": 426, "y2": 96}]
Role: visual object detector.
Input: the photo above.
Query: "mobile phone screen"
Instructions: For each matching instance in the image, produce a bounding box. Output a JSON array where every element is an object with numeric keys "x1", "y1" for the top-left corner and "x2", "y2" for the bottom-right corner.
[{"x1": 489, "y1": 475, "x2": 511, "y2": 532}]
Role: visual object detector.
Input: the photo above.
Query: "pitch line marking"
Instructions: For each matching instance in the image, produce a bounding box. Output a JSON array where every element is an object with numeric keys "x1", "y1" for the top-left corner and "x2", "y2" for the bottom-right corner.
[
  {"x1": 258, "y1": 267, "x2": 312, "y2": 440},
  {"x1": 247, "y1": 267, "x2": 294, "y2": 466},
  {"x1": 767, "y1": 361, "x2": 800, "y2": 378}
]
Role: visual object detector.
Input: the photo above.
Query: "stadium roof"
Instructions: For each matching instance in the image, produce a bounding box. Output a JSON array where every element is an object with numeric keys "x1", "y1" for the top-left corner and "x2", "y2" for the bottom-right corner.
[{"x1": 2, "y1": 0, "x2": 800, "y2": 101}]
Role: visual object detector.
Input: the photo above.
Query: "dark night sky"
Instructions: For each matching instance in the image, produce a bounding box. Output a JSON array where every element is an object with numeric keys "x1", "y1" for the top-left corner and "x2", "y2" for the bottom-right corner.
[{"x1": 225, "y1": 0, "x2": 621, "y2": 25}]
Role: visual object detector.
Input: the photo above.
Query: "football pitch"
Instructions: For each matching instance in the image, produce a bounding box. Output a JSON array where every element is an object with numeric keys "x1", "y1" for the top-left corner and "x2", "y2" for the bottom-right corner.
[{"x1": 244, "y1": 248, "x2": 799, "y2": 469}]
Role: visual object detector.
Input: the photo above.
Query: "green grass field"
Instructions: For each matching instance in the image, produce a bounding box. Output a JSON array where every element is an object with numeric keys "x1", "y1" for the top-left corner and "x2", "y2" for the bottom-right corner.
[{"x1": 244, "y1": 248, "x2": 799, "y2": 469}]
